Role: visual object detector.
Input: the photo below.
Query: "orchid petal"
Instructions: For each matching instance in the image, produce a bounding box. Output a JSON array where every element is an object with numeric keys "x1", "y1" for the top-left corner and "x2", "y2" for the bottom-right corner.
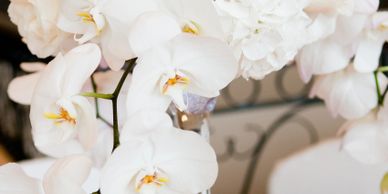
[
  {"x1": 20, "y1": 62, "x2": 46, "y2": 73},
  {"x1": 101, "y1": 18, "x2": 134, "y2": 70},
  {"x1": 165, "y1": 85, "x2": 187, "y2": 111},
  {"x1": 120, "y1": 110, "x2": 173, "y2": 142},
  {"x1": 152, "y1": 130, "x2": 218, "y2": 193},
  {"x1": 173, "y1": 34, "x2": 238, "y2": 97},
  {"x1": 0, "y1": 163, "x2": 42, "y2": 194},
  {"x1": 128, "y1": 11, "x2": 181, "y2": 56},
  {"x1": 89, "y1": 121, "x2": 113, "y2": 168},
  {"x1": 354, "y1": 35, "x2": 384, "y2": 73},
  {"x1": 311, "y1": 68, "x2": 387, "y2": 119},
  {"x1": 8, "y1": 72, "x2": 42, "y2": 105},
  {"x1": 160, "y1": 0, "x2": 225, "y2": 39},
  {"x1": 60, "y1": 43, "x2": 101, "y2": 96},
  {"x1": 353, "y1": 0, "x2": 379, "y2": 14},
  {"x1": 342, "y1": 112, "x2": 388, "y2": 164},
  {"x1": 43, "y1": 155, "x2": 92, "y2": 194},
  {"x1": 70, "y1": 96, "x2": 98, "y2": 151},
  {"x1": 126, "y1": 48, "x2": 172, "y2": 116},
  {"x1": 102, "y1": 0, "x2": 158, "y2": 24},
  {"x1": 297, "y1": 40, "x2": 351, "y2": 83}
]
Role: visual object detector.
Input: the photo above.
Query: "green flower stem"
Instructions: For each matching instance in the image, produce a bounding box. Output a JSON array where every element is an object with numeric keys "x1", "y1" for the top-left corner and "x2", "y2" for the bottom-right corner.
[
  {"x1": 81, "y1": 92, "x2": 114, "y2": 100},
  {"x1": 111, "y1": 58, "x2": 137, "y2": 151},
  {"x1": 83, "y1": 58, "x2": 137, "y2": 153},
  {"x1": 374, "y1": 71, "x2": 384, "y2": 106},
  {"x1": 91, "y1": 74, "x2": 113, "y2": 128},
  {"x1": 375, "y1": 65, "x2": 388, "y2": 106},
  {"x1": 378, "y1": 66, "x2": 388, "y2": 72}
]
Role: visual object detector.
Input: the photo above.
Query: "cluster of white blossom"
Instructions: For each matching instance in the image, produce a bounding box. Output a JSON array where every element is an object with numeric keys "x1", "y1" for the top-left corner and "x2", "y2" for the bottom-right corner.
[
  {"x1": 296, "y1": 0, "x2": 388, "y2": 165},
  {"x1": 0, "y1": 0, "x2": 387, "y2": 193}
]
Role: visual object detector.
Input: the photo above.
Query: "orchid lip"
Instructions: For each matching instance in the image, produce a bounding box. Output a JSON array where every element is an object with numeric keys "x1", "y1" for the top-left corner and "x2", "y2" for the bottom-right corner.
[
  {"x1": 378, "y1": 24, "x2": 388, "y2": 31},
  {"x1": 162, "y1": 74, "x2": 190, "y2": 94},
  {"x1": 182, "y1": 20, "x2": 201, "y2": 35},
  {"x1": 44, "y1": 107, "x2": 77, "y2": 125},
  {"x1": 77, "y1": 8, "x2": 105, "y2": 33},
  {"x1": 77, "y1": 12, "x2": 95, "y2": 23},
  {"x1": 135, "y1": 172, "x2": 169, "y2": 192}
]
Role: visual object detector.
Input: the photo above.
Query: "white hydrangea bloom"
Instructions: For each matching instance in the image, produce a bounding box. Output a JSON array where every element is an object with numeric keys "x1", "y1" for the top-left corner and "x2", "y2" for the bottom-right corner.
[
  {"x1": 215, "y1": 0, "x2": 315, "y2": 80},
  {"x1": 8, "y1": 0, "x2": 72, "y2": 58}
]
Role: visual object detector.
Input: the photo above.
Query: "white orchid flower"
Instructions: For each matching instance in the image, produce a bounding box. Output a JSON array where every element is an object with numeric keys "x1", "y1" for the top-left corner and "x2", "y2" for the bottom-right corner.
[
  {"x1": 9, "y1": 65, "x2": 130, "y2": 127},
  {"x1": 296, "y1": 38, "x2": 354, "y2": 82},
  {"x1": 8, "y1": 65, "x2": 124, "y2": 167},
  {"x1": 302, "y1": 0, "x2": 355, "y2": 45},
  {"x1": 0, "y1": 155, "x2": 93, "y2": 194},
  {"x1": 8, "y1": 62, "x2": 46, "y2": 105},
  {"x1": 155, "y1": 0, "x2": 224, "y2": 38},
  {"x1": 30, "y1": 43, "x2": 101, "y2": 158},
  {"x1": 296, "y1": 14, "x2": 370, "y2": 82},
  {"x1": 128, "y1": 0, "x2": 225, "y2": 56},
  {"x1": 101, "y1": 129, "x2": 218, "y2": 194},
  {"x1": 341, "y1": 102, "x2": 388, "y2": 164},
  {"x1": 8, "y1": 0, "x2": 72, "y2": 58},
  {"x1": 57, "y1": 0, "x2": 157, "y2": 70},
  {"x1": 354, "y1": 12, "x2": 388, "y2": 72},
  {"x1": 126, "y1": 34, "x2": 238, "y2": 115},
  {"x1": 297, "y1": 0, "x2": 380, "y2": 82},
  {"x1": 310, "y1": 66, "x2": 388, "y2": 120},
  {"x1": 353, "y1": 0, "x2": 380, "y2": 14}
]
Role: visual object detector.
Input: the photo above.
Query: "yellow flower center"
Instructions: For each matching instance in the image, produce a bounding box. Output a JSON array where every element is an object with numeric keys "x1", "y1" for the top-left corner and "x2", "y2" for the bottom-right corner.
[
  {"x1": 182, "y1": 21, "x2": 201, "y2": 35},
  {"x1": 45, "y1": 107, "x2": 77, "y2": 125},
  {"x1": 136, "y1": 173, "x2": 168, "y2": 192},
  {"x1": 378, "y1": 23, "x2": 388, "y2": 31},
  {"x1": 162, "y1": 75, "x2": 190, "y2": 94},
  {"x1": 77, "y1": 11, "x2": 104, "y2": 33},
  {"x1": 77, "y1": 12, "x2": 95, "y2": 24}
]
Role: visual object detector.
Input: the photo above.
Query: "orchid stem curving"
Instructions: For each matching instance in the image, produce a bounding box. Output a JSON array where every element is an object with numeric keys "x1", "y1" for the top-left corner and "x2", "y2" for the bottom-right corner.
[
  {"x1": 378, "y1": 66, "x2": 388, "y2": 72},
  {"x1": 91, "y1": 74, "x2": 113, "y2": 127},
  {"x1": 374, "y1": 71, "x2": 384, "y2": 106},
  {"x1": 81, "y1": 92, "x2": 114, "y2": 99},
  {"x1": 376, "y1": 66, "x2": 388, "y2": 106},
  {"x1": 111, "y1": 58, "x2": 137, "y2": 151},
  {"x1": 83, "y1": 58, "x2": 137, "y2": 152}
]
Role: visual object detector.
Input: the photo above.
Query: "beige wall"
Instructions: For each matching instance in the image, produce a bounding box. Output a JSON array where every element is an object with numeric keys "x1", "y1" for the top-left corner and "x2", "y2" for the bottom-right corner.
[{"x1": 209, "y1": 65, "x2": 344, "y2": 194}]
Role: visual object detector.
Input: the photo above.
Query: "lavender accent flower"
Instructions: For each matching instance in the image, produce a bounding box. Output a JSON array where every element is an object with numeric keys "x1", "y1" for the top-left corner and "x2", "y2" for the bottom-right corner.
[{"x1": 183, "y1": 93, "x2": 217, "y2": 114}]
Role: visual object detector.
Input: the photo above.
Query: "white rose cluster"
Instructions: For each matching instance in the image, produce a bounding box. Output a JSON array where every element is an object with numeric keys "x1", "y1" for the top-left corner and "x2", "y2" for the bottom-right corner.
[{"x1": 1, "y1": 0, "x2": 387, "y2": 193}]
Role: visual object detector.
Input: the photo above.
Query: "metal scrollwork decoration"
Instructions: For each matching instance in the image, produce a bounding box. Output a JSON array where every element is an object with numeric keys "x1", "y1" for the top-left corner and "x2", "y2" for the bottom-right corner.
[
  {"x1": 215, "y1": 64, "x2": 320, "y2": 194},
  {"x1": 238, "y1": 100, "x2": 319, "y2": 194}
]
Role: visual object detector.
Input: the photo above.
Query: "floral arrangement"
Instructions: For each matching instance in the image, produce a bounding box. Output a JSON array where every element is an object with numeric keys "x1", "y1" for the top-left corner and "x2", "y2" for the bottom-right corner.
[{"x1": 1, "y1": 0, "x2": 387, "y2": 193}]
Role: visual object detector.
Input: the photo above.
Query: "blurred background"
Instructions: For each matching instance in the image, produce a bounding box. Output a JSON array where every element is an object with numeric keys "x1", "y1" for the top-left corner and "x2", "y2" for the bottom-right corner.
[{"x1": 0, "y1": 1, "x2": 388, "y2": 194}]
